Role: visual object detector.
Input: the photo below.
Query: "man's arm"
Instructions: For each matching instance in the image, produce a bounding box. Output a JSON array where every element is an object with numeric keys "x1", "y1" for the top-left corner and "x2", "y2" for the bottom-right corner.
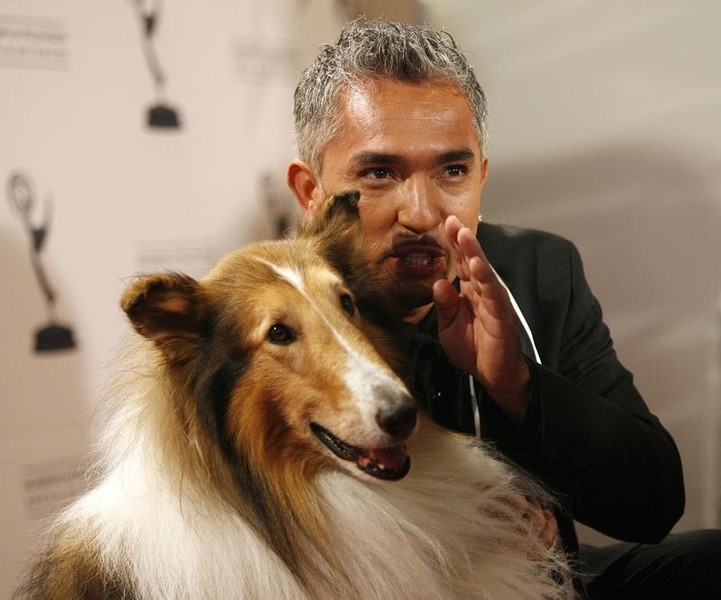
[
  {"x1": 518, "y1": 239, "x2": 684, "y2": 542},
  {"x1": 435, "y1": 217, "x2": 684, "y2": 543},
  {"x1": 434, "y1": 216, "x2": 531, "y2": 421}
]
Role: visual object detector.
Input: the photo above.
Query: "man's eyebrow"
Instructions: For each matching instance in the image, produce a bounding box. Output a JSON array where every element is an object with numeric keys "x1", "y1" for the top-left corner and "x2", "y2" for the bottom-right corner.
[
  {"x1": 438, "y1": 149, "x2": 476, "y2": 163},
  {"x1": 349, "y1": 152, "x2": 402, "y2": 166},
  {"x1": 350, "y1": 149, "x2": 476, "y2": 167}
]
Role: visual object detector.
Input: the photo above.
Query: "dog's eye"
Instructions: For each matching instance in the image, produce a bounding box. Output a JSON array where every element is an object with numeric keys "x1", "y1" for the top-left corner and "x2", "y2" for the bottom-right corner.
[
  {"x1": 340, "y1": 293, "x2": 355, "y2": 317},
  {"x1": 267, "y1": 323, "x2": 296, "y2": 345}
]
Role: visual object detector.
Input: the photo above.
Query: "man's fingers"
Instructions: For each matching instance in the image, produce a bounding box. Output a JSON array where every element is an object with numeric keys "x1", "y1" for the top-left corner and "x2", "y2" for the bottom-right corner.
[
  {"x1": 523, "y1": 501, "x2": 560, "y2": 550},
  {"x1": 445, "y1": 214, "x2": 464, "y2": 243},
  {"x1": 540, "y1": 509, "x2": 560, "y2": 549},
  {"x1": 433, "y1": 279, "x2": 460, "y2": 330},
  {"x1": 456, "y1": 223, "x2": 484, "y2": 261},
  {"x1": 447, "y1": 217, "x2": 495, "y2": 286},
  {"x1": 443, "y1": 215, "x2": 514, "y2": 327}
]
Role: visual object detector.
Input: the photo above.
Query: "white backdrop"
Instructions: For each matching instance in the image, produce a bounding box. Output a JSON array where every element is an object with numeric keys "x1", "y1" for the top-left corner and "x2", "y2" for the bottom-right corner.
[
  {"x1": 431, "y1": 0, "x2": 721, "y2": 544},
  {"x1": 1, "y1": 0, "x2": 720, "y2": 594},
  {"x1": 0, "y1": 0, "x2": 309, "y2": 594}
]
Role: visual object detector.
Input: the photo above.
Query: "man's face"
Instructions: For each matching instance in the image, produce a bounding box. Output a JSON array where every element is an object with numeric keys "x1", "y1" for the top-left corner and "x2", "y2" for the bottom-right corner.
[{"x1": 304, "y1": 78, "x2": 487, "y2": 321}]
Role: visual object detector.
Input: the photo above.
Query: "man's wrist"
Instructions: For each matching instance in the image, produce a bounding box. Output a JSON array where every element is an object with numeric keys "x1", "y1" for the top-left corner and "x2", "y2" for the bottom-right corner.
[{"x1": 485, "y1": 360, "x2": 532, "y2": 424}]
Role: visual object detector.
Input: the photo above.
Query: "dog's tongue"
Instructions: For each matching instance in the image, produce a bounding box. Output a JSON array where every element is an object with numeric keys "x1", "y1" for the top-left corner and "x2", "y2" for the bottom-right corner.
[{"x1": 367, "y1": 446, "x2": 407, "y2": 471}]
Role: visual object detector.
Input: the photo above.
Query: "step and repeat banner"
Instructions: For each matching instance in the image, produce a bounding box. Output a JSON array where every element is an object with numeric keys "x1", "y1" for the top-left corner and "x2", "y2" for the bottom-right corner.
[
  {"x1": 430, "y1": 0, "x2": 721, "y2": 543},
  {"x1": 4, "y1": 0, "x2": 718, "y2": 593},
  {"x1": 0, "y1": 0, "x2": 338, "y2": 593}
]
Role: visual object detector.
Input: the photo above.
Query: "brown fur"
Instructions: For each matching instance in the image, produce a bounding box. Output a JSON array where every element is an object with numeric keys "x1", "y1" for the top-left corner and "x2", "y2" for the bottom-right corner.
[
  {"x1": 16, "y1": 522, "x2": 132, "y2": 599},
  {"x1": 15, "y1": 192, "x2": 574, "y2": 599},
  {"x1": 115, "y1": 192, "x2": 394, "y2": 589}
]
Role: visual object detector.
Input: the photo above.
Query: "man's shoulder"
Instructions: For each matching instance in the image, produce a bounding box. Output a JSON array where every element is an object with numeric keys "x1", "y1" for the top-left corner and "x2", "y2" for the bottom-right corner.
[
  {"x1": 476, "y1": 223, "x2": 583, "y2": 326},
  {"x1": 477, "y1": 222, "x2": 575, "y2": 262}
]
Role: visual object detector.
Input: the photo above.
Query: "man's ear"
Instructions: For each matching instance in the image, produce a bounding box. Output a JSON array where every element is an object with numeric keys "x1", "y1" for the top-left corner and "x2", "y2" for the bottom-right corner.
[
  {"x1": 480, "y1": 154, "x2": 489, "y2": 189},
  {"x1": 287, "y1": 159, "x2": 323, "y2": 215}
]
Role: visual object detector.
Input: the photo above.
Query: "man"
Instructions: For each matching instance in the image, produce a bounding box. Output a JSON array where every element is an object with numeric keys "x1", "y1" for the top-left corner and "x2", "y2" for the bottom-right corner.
[{"x1": 287, "y1": 19, "x2": 721, "y2": 599}]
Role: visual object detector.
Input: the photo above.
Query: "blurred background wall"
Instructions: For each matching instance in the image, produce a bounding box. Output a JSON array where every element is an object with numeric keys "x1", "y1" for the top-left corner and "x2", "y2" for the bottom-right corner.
[
  {"x1": 1, "y1": 0, "x2": 719, "y2": 594},
  {"x1": 428, "y1": 0, "x2": 721, "y2": 546}
]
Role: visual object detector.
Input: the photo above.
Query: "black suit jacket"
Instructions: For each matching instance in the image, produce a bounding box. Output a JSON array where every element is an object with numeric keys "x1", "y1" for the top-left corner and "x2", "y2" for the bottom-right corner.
[{"x1": 407, "y1": 222, "x2": 685, "y2": 553}]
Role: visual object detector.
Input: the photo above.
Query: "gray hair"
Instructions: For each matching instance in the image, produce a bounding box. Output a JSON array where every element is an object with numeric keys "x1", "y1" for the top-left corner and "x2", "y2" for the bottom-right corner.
[{"x1": 293, "y1": 20, "x2": 488, "y2": 175}]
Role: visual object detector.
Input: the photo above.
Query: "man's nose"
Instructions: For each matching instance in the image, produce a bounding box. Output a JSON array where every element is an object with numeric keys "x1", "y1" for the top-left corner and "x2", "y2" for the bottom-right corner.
[{"x1": 397, "y1": 177, "x2": 441, "y2": 233}]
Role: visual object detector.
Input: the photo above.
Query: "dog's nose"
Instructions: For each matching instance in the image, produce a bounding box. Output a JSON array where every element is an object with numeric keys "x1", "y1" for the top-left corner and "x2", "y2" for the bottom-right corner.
[{"x1": 375, "y1": 401, "x2": 418, "y2": 439}]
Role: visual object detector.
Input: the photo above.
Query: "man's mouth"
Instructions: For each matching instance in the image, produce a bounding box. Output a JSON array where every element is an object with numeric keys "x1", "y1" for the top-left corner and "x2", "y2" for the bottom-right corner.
[
  {"x1": 310, "y1": 422, "x2": 411, "y2": 481},
  {"x1": 399, "y1": 252, "x2": 444, "y2": 270},
  {"x1": 391, "y1": 241, "x2": 447, "y2": 278}
]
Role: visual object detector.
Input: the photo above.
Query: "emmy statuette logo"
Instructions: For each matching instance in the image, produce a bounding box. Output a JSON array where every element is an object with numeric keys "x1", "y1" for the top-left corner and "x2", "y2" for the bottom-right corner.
[
  {"x1": 6, "y1": 171, "x2": 77, "y2": 353},
  {"x1": 129, "y1": 0, "x2": 182, "y2": 129}
]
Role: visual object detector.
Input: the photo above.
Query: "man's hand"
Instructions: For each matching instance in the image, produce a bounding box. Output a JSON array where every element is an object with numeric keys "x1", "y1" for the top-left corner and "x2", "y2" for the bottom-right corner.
[
  {"x1": 433, "y1": 215, "x2": 530, "y2": 422},
  {"x1": 522, "y1": 499, "x2": 560, "y2": 551}
]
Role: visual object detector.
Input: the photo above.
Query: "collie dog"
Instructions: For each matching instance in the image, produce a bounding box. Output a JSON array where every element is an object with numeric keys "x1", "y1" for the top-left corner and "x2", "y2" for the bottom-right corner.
[{"x1": 16, "y1": 193, "x2": 575, "y2": 599}]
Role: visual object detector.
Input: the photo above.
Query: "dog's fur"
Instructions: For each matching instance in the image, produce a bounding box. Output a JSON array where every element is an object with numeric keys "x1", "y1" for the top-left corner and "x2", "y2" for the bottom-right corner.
[{"x1": 15, "y1": 193, "x2": 575, "y2": 599}]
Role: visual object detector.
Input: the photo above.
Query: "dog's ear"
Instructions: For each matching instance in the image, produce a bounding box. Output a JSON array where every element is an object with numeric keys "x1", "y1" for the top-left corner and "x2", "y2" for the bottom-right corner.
[
  {"x1": 297, "y1": 190, "x2": 361, "y2": 239},
  {"x1": 121, "y1": 273, "x2": 210, "y2": 365},
  {"x1": 296, "y1": 190, "x2": 365, "y2": 280},
  {"x1": 321, "y1": 190, "x2": 361, "y2": 224}
]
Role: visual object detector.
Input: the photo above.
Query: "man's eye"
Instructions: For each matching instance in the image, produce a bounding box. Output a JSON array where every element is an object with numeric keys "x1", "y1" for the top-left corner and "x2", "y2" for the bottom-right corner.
[
  {"x1": 362, "y1": 167, "x2": 392, "y2": 180},
  {"x1": 445, "y1": 165, "x2": 468, "y2": 178}
]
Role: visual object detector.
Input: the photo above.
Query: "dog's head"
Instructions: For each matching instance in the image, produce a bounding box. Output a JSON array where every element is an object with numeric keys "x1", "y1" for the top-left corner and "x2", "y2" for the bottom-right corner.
[{"x1": 121, "y1": 192, "x2": 416, "y2": 483}]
